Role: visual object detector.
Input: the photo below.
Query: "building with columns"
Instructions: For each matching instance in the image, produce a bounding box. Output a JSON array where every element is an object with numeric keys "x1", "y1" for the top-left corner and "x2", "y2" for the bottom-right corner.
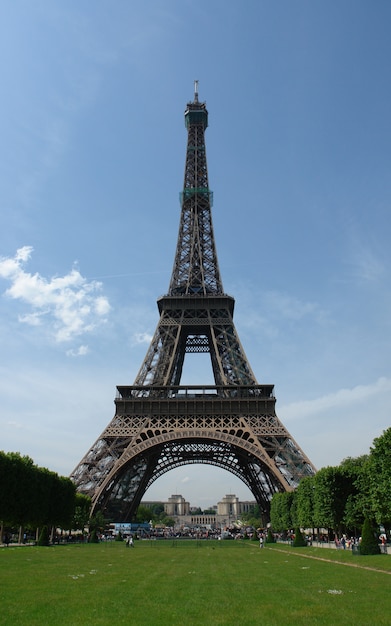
[
  {"x1": 164, "y1": 494, "x2": 190, "y2": 516},
  {"x1": 142, "y1": 494, "x2": 257, "y2": 529}
]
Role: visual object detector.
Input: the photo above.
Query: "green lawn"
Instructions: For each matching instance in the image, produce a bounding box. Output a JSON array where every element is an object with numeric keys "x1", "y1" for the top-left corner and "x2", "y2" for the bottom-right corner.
[{"x1": 1, "y1": 540, "x2": 390, "y2": 625}]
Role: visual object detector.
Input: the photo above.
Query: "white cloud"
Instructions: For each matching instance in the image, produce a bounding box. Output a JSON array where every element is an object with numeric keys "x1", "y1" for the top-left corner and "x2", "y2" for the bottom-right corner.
[
  {"x1": 0, "y1": 246, "x2": 110, "y2": 344},
  {"x1": 6, "y1": 420, "x2": 23, "y2": 429},
  {"x1": 266, "y1": 291, "x2": 318, "y2": 320},
  {"x1": 66, "y1": 345, "x2": 90, "y2": 357},
  {"x1": 133, "y1": 332, "x2": 153, "y2": 345},
  {"x1": 281, "y1": 377, "x2": 391, "y2": 421},
  {"x1": 343, "y1": 231, "x2": 386, "y2": 284},
  {"x1": 350, "y1": 247, "x2": 384, "y2": 283}
]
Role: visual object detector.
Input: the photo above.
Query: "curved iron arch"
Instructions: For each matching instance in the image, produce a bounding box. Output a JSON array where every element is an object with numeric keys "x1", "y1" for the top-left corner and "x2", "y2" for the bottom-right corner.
[{"x1": 92, "y1": 436, "x2": 287, "y2": 521}]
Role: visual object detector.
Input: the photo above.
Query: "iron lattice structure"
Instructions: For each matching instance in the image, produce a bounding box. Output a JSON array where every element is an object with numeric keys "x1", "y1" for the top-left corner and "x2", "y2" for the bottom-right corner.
[{"x1": 71, "y1": 83, "x2": 316, "y2": 520}]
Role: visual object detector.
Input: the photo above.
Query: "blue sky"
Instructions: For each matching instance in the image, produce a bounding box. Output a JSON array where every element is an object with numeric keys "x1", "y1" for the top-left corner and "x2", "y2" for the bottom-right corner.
[{"x1": 1, "y1": 1, "x2": 391, "y2": 509}]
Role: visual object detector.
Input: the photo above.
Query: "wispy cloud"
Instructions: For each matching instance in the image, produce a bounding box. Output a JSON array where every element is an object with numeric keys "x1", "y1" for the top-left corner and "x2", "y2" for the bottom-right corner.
[
  {"x1": 133, "y1": 332, "x2": 153, "y2": 345},
  {"x1": 66, "y1": 345, "x2": 90, "y2": 358},
  {"x1": 235, "y1": 287, "x2": 328, "y2": 341},
  {"x1": 6, "y1": 420, "x2": 23, "y2": 429},
  {"x1": 343, "y1": 230, "x2": 386, "y2": 284},
  {"x1": 281, "y1": 377, "x2": 391, "y2": 421},
  {"x1": 265, "y1": 291, "x2": 320, "y2": 321},
  {"x1": 0, "y1": 246, "x2": 110, "y2": 345},
  {"x1": 349, "y1": 246, "x2": 385, "y2": 283}
]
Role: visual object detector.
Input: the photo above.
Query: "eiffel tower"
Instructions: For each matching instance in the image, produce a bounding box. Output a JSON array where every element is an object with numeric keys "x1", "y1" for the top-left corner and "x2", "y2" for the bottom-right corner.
[{"x1": 71, "y1": 82, "x2": 316, "y2": 521}]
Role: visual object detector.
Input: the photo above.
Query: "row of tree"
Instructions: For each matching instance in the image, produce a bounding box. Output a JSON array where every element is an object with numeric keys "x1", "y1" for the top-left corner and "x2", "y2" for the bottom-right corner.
[
  {"x1": 270, "y1": 427, "x2": 391, "y2": 536},
  {"x1": 0, "y1": 451, "x2": 90, "y2": 534},
  {"x1": 3, "y1": 427, "x2": 390, "y2": 543}
]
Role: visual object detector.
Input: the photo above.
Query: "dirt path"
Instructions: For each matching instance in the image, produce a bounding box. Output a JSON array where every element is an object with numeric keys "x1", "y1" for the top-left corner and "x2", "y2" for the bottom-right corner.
[{"x1": 273, "y1": 547, "x2": 391, "y2": 575}]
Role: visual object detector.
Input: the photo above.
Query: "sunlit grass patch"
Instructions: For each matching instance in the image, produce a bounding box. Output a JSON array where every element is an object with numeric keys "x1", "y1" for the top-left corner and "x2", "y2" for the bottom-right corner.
[{"x1": 1, "y1": 540, "x2": 391, "y2": 625}]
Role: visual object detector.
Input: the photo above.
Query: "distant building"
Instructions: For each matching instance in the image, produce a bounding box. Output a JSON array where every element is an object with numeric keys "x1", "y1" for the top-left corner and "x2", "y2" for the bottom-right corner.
[
  {"x1": 164, "y1": 494, "x2": 190, "y2": 516},
  {"x1": 141, "y1": 493, "x2": 257, "y2": 529},
  {"x1": 217, "y1": 494, "x2": 239, "y2": 517}
]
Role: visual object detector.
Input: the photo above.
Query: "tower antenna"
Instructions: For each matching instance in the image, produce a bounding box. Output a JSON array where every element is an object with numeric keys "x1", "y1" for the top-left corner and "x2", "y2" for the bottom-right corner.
[{"x1": 194, "y1": 79, "x2": 199, "y2": 103}]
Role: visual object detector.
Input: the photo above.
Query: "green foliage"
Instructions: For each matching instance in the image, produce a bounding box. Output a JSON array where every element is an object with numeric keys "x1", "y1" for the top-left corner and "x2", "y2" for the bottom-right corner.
[
  {"x1": 191, "y1": 507, "x2": 202, "y2": 515},
  {"x1": 265, "y1": 528, "x2": 275, "y2": 543},
  {"x1": 135, "y1": 504, "x2": 153, "y2": 523},
  {"x1": 368, "y1": 427, "x2": 391, "y2": 525},
  {"x1": 312, "y1": 465, "x2": 353, "y2": 532},
  {"x1": 270, "y1": 491, "x2": 294, "y2": 532},
  {"x1": 135, "y1": 503, "x2": 182, "y2": 527},
  {"x1": 244, "y1": 516, "x2": 262, "y2": 530},
  {"x1": 292, "y1": 527, "x2": 307, "y2": 547},
  {"x1": 340, "y1": 455, "x2": 369, "y2": 531},
  {"x1": 150, "y1": 503, "x2": 165, "y2": 517},
  {"x1": 295, "y1": 476, "x2": 315, "y2": 529},
  {"x1": 359, "y1": 518, "x2": 380, "y2": 555},
  {"x1": 0, "y1": 452, "x2": 36, "y2": 525},
  {"x1": 88, "y1": 529, "x2": 99, "y2": 543},
  {"x1": 72, "y1": 493, "x2": 91, "y2": 531},
  {"x1": 272, "y1": 428, "x2": 391, "y2": 537},
  {"x1": 89, "y1": 511, "x2": 105, "y2": 533},
  {"x1": 290, "y1": 490, "x2": 298, "y2": 527},
  {"x1": 47, "y1": 474, "x2": 76, "y2": 528},
  {"x1": 240, "y1": 504, "x2": 261, "y2": 522},
  {"x1": 37, "y1": 526, "x2": 50, "y2": 546},
  {"x1": 0, "y1": 450, "x2": 77, "y2": 529}
]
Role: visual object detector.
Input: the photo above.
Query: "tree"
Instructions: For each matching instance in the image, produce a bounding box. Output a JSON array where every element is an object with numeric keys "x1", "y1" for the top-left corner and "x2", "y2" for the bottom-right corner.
[
  {"x1": 150, "y1": 503, "x2": 164, "y2": 517},
  {"x1": 339, "y1": 456, "x2": 369, "y2": 533},
  {"x1": 0, "y1": 452, "x2": 36, "y2": 526},
  {"x1": 47, "y1": 474, "x2": 76, "y2": 528},
  {"x1": 0, "y1": 451, "x2": 77, "y2": 531},
  {"x1": 89, "y1": 511, "x2": 105, "y2": 534},
  {"x1": 295, "y1": 476, "x2": 315, "y2": 530},
  {"x1": 367, "y1": 428, "x2": 391, "y2": 527},
  {"x1": 191, "y1": 507, "x2": 202, "y2": 515},
  {"x1": 72, "y1": 493, "x2": 91, "y2": 531},
  {"x1": 243, "y1": 516, "x2": 262, "y2": 530},
  {"x1": 312, "y1": 466, "x2": 352, "y2": 534},
  {"x1": 292, "y1": 527, "x2": 307, "y2": 547},
  {"x1": 136, "y1": 505, "x2": 154, "y2": 523},
  {"x1": 37, "y1": 525, "x2": 50, "y2": 546},
  {"x1": 270, "y1": 492, "x2": 294, "y2": 533},
  {"x1": 241, "y1": 504, "x2": 261, "y2": 521},
  {"x1": 359, "y1": 517, "x2": 380, "y2": 555}
]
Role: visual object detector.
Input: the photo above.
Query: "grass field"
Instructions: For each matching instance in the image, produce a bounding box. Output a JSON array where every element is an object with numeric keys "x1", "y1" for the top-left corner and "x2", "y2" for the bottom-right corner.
[{"x1": 1, "y1": 540, "x2": 391, "y2": 625}]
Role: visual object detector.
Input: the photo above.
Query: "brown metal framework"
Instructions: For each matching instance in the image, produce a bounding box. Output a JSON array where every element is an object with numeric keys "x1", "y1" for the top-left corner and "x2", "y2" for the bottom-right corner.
[{"x1": 71, "y1": 83, "x2": 316, "y2": 520}]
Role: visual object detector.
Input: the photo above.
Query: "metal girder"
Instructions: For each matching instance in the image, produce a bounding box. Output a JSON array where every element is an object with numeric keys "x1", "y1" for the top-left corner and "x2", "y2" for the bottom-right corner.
[
  {"x1": 133, "y1": 297, "x2": 257, "y2": 387},
  {"x1": 72, "y1": 385, "x2": 315, "y2": 521},
  {"x1": 71, "y1": 85, "x2": 316, "y2": 522},
  {"x1": 93, "y1": 439, "x2": 284, "y2": 521}
]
